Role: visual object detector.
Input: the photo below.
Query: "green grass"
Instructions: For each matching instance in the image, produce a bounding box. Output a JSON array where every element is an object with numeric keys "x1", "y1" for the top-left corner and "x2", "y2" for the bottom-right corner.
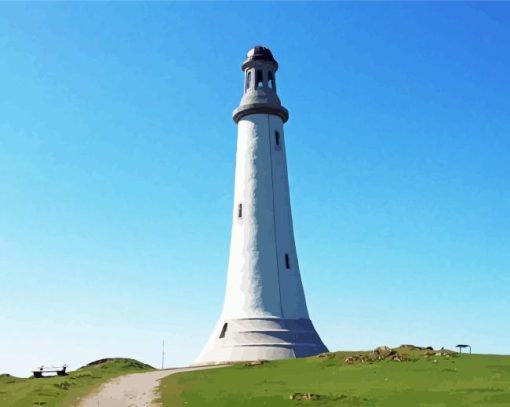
[
  {"x1": 0, "y1": 358, "x2": 154, "y2": 407},
  {"x1": 159, "y1": 347, "x2": 510, "y2": 406}
]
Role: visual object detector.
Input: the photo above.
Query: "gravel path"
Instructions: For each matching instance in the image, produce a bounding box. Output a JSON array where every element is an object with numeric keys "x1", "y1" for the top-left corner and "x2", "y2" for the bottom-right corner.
[{"x1": 78, "y1": 366, "x2": 219, "y2": 407}]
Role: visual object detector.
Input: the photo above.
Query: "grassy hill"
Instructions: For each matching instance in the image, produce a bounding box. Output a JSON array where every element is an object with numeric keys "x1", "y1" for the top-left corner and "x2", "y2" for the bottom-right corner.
[
  {"x1": 2, "y1": 347, "x2": 509, "y2": 406},
  {"x1": 159, "y1": 346, "x2": 510, "y2": 406},
  {"x1": 0, "y1": 358, "x2": 153, "y2": 407}
]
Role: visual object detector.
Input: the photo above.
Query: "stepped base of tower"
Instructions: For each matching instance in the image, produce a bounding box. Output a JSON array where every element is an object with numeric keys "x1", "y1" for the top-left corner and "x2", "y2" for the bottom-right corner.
[{"x1": 193, "y1": 317, "x2": 328, "y2": 365}]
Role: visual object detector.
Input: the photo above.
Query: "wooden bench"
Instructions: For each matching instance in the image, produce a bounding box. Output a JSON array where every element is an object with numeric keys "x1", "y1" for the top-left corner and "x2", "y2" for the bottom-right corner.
[{"x1": 32, "y1": 365, "x2": 67, "y2": 378}]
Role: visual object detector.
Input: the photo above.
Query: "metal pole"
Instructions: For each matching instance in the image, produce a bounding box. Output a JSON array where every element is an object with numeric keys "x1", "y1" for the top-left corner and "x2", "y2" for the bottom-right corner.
[{"x1": 162, "y1": 340, "x2": 165, "y2": 369}]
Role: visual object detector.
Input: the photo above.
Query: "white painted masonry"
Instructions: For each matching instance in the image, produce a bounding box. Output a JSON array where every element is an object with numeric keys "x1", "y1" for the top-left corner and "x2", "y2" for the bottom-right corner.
[{"x1": 194, "y1": 47, "x2": 327, "y2": 365}]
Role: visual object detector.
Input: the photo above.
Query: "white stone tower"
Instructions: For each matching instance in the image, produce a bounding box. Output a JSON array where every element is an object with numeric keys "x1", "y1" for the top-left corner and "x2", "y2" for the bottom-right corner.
[{"x1": 194, "y1": 46, "x2": 328, "y2": 365}]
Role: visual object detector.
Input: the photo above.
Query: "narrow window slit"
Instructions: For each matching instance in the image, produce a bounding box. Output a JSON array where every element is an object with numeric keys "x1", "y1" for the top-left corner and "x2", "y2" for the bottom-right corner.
[
  {"x1": 255, "y1": 70, "x2": 263, "y2": 89},
  {"x1": 238, "y1": 203, "x2": 243, "y2": 218},
  {"x1": 219, "y1": 322, "x2": 228, "y2": 339},
  {"x1": 246, "y1": 71, "x2": 252, "y2": 91},
  {"x1": 275, "y1": 130, "x2": 280, "y2": 147},
  {"x1": 268, "y1": 71, "x2": 274, "y2": 89},
  {"x1": 285, "y1": 254, "x2": 290, "y2": 269}
]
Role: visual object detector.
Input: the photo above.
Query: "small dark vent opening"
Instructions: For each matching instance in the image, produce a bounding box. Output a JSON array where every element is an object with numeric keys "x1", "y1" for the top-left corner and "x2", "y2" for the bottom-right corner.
[
  {"x1": 285, "y1": 253, "x2": 290, "y2": 269},
  {"x1": 219, "y1": 322, "x2": 228, "y2": 339},
  {"x1": 238, "y1": 203, "x2": 243, "y2": 218}
]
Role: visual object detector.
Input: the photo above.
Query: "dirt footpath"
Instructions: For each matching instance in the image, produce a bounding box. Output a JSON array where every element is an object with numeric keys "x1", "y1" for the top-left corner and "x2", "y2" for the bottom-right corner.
[{"x1": 78, "y1": 366, "x2": 220, "y2": 407}]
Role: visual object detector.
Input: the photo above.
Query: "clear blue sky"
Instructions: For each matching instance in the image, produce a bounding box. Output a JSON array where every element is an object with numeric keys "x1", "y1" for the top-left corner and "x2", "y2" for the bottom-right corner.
[{"x1": 1, "y1": 3, "x2": 509, "y2": 377}]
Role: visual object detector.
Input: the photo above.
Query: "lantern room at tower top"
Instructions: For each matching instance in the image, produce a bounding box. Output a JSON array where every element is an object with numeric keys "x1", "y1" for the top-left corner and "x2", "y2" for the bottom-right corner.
[{"x1": 233, "y1": 46, "x2": 289, "y2": 123}]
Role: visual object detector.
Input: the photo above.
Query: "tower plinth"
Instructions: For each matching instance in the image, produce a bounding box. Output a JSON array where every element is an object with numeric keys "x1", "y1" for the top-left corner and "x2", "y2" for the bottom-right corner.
[{"x1": 194, "y1": 46, "x2": 327, "y2": 365}]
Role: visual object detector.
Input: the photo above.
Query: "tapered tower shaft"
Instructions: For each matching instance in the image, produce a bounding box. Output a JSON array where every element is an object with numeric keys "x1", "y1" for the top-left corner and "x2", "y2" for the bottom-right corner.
[{"x1": 194, "y1": 47, "x2": 327, "y2": 365}]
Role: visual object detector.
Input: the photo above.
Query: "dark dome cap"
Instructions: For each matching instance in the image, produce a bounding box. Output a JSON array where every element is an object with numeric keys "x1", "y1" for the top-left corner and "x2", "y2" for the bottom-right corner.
[{"x1": 242, "y1": 46, "x2": 278, "y2": 70}]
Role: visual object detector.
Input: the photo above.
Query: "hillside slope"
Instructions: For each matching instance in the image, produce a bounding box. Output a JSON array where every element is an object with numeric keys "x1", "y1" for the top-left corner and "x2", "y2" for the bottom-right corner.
[
  {"x1": 0, "y1": 358, "x2": 153, "y2": 407},
  {"x1": 159, "y1": 346, "x2": 510, "y2": 406}
]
